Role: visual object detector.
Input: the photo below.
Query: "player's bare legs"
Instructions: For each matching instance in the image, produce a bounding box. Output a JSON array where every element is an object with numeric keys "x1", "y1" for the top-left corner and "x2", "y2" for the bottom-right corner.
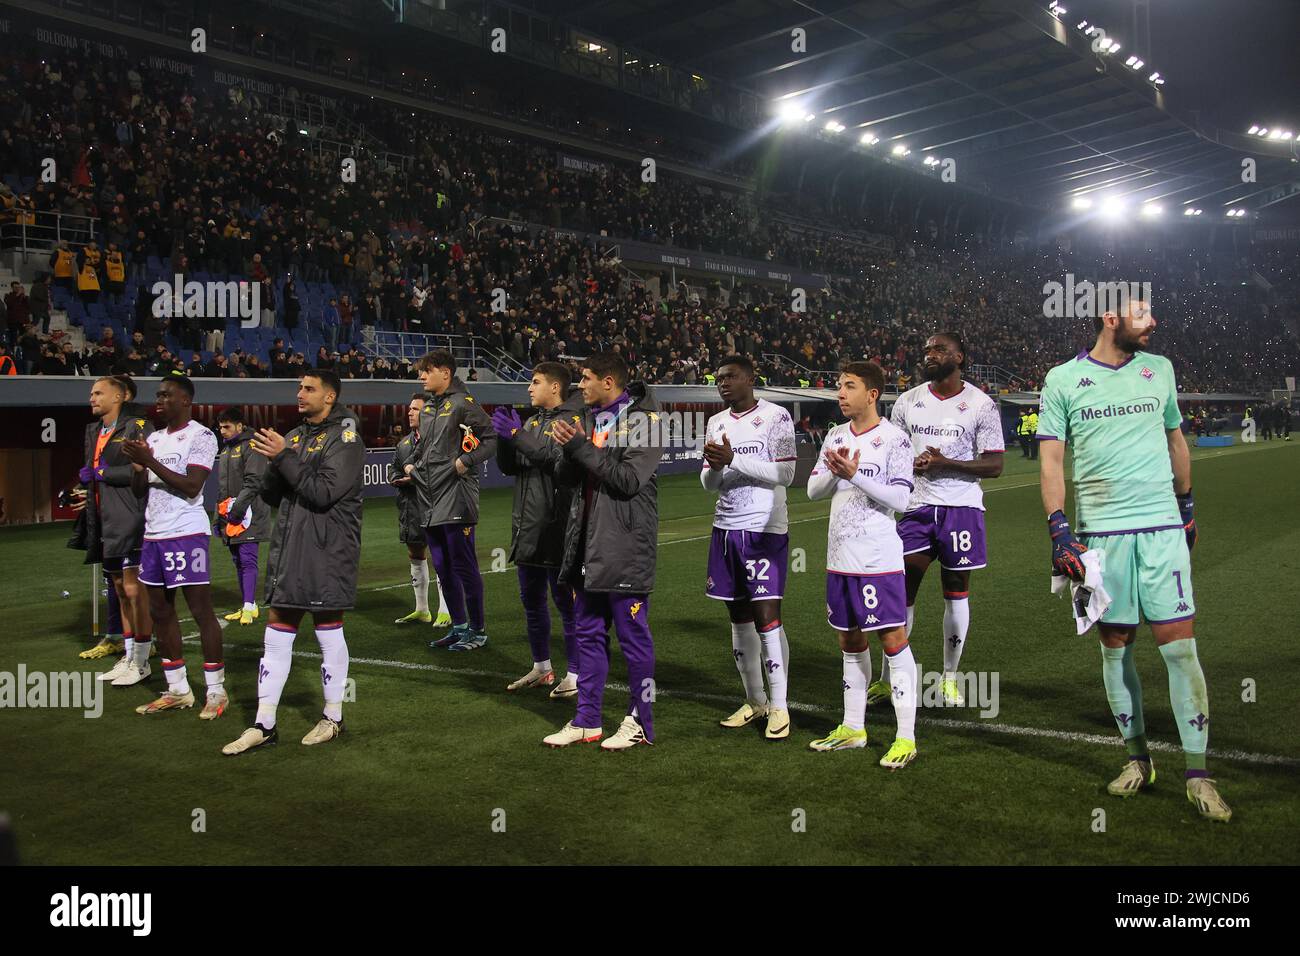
[
  {"x1": 134, "y1": 586, "x2": 204, "y2": 714},
  {"x1": 100, "y1": 569, "x2": 153, "y2": 683},
  {"x1": 119, "y1": 567, "x2": 152, "y2": 655}
]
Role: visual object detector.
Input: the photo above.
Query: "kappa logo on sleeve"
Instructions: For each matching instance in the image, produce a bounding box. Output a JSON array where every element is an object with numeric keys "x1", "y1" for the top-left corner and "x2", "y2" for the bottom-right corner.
[{"x1": 342, "y1": 429, "x2": 356, "y2": 443}]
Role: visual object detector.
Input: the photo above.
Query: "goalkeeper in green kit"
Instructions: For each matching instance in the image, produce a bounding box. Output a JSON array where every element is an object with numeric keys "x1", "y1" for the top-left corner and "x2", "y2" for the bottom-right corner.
[{"x1": 1037, "y1": 298, "x2": 1230, "y2": 823}]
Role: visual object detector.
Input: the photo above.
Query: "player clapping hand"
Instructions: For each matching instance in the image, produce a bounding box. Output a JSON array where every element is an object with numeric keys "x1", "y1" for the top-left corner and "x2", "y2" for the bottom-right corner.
[
  {"x1": 823, "y1": 445, "x2": 860, "y2": 479},
  {"x1": 702, "y1": 432, "x2": 733, "y2": 469},
  {"x1": 251, "y1": 428, "x2": 286, "y2": 459},
  {"x1": 551, "y1": 418, "x2": 585, "y2": 445},
  {"x1": 121, "y1": 438, "x2": 153, "y2": 471}
]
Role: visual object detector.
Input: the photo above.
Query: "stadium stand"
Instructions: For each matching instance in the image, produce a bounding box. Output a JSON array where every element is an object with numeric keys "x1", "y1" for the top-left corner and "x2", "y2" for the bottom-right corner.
[{"x1": 1, "y1": 36, "x2": 1297, "y2": 397}]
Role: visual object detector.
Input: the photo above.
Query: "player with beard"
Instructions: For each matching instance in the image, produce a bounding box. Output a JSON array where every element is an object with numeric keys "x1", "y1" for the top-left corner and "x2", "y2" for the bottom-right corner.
[
  {"x1": 880, "y1": 333, "x2": 1004, "y2": 707},
  {"x1": 222, "y1": 370, "x2": 365, "y2": 753},
  {"x1": 81, "y1": 375, "x2": 156, "y2": 684},
  {"x1": 122, "y1": 373, "x2": 226, "y2": 717},
  {"x1": 1038, "y1": 300, "x2": 1229, "y2": 822}
]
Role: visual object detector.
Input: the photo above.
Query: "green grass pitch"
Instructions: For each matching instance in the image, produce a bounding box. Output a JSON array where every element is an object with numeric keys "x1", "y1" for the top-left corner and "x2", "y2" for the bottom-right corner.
[{"x1": 2, "y1": 441, "x2": 1297, "y2": 865}]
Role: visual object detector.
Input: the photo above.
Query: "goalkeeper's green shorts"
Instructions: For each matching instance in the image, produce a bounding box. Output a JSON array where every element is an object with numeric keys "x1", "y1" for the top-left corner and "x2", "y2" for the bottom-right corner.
[{"x1": 1079, "y1": 528, "x2": 1195, "y2": 627}]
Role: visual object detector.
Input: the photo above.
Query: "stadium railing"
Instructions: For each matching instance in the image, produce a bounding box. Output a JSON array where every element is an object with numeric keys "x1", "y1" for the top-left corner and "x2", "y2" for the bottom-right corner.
[
  {"x1": 1, "y1": 213, "x2": 101, "y2": 260},
  {"x1": 967, "y1": 364, "x2": 1028, "y2": 392},
  {"x1": 362, "y1": 330, "x2": 531, "y2": 382}
]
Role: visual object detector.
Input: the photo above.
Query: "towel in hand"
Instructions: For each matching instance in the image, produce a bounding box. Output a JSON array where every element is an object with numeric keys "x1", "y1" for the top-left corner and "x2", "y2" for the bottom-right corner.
[{"x1": 1050, "y1": 548, "x2": 1111, "y2": 635}]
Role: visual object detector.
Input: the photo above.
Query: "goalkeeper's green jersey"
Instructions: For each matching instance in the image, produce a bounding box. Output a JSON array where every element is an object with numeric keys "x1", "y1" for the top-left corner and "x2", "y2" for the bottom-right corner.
[{"x1": 1036, "y1": 350, "x2": 1183, "y2": 535}]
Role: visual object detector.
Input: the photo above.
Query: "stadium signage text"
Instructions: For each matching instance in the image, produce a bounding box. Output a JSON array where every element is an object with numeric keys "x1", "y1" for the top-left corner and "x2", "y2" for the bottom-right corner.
[
  {"x1": 211, "y1": 69, "x2": 276, "y2": 96},
  {"x1": 558, "y1": 153, "x2": 608, "y2": 174}
]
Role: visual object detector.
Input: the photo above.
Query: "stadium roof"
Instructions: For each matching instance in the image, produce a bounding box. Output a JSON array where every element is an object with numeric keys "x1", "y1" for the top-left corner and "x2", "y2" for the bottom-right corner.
[{"x1": 542, "y1": 0, "x2": 1300, "y2": 212}]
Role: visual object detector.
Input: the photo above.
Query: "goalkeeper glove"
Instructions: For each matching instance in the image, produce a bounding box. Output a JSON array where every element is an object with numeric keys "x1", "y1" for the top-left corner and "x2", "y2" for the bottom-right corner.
[
  {"x1": 1048, "y1": 509, "x2": 1088, "y2": 581},
  {"x1": 459, "y1": 423, "x2": 481, "y2": 453},
  {"x1": 1177, "y1": 489, "x2": 1197, "y2": 552}
]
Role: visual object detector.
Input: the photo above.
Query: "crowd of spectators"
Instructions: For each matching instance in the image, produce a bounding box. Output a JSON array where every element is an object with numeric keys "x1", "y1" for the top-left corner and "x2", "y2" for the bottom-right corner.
[{"x1": 1, "y1": 51, "x2": 1297, "y2": 396}]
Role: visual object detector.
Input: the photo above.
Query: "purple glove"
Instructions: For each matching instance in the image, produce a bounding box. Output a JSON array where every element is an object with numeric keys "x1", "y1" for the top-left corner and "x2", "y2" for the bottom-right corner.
[
  {"x1": 491, "y1": 406, "x2": 523, "y2": 439},
  {"x1": 78, "y1": 465, "x2": 96, "y2": 484}
]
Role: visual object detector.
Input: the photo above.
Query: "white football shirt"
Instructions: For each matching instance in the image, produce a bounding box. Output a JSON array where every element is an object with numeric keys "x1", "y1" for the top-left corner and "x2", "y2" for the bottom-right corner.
[
  {"x1": 703, "y1": 399, "x2": 798, "y2": 534},
  {"x1": 890, "y1": 381, "x2": 1005, "y2": 511},
  {"x1": 144, "y1": 420, "x2": 218, "y2": 539},
  {"x1": 811, "y1": 418, "x2": 914, "y2": 574}
]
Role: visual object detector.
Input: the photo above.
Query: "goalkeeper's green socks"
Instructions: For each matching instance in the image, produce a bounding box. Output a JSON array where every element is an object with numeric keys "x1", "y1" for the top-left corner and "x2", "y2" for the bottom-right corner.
[
  {"x1": 1159, "y1": 638, "x2": 1211, "y2": 775},
  {"x1": 1101, "y1": 643, "x2": 1149, "y2": 759}
]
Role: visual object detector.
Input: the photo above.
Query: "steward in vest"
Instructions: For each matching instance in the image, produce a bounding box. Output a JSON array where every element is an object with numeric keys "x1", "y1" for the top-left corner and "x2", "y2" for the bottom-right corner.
[
  {"x1": 52, "y1": 244, "x2": 76, "y2": 286},
  {"x1": 104, "y1": 246, "x2": 126, "y2": 294},
  {"x1": 77, "y1": 259, "x2": 101, "y2": 303}
]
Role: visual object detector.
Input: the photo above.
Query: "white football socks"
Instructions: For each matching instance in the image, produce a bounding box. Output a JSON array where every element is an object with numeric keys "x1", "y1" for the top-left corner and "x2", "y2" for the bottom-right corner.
[
  {"x1": 203, "y1": 662, "x2": 225, "y2": 696},
  {"x1": 731, "y1": 621, "x2": 768, "y2": 707},
  {"x1": 411, "y1": 559, "x2": 430, "y2": 614},
  {"x1": 881, "y1": 606, "x2": 913, "y2": 686},
  {"x1": 162, "y1": 659, "x2": 191, "y2": 696},
  {"x1": 758, "y1": 622, "x2": 789, "y2": 710},
  {"x1": 256, "y1": 626, "x2": 295, "y2": 729},
  {"x1": 131, "y1": 637, "x2": 150, "y2": 668},
  {"x1": 434, "y1": 574, "x2": 450, "y2": 617},
  {"x1": 886, "y1": 644, "x2": 918, "y2": 741},
  {"x1": 317, "y1": 623, "x2": 349, "y2": 723},
  {"x1": 842, "y1": 650, "x2": 871, "y2": 730},
  {"x1": 942, "y1": 596, "x2": 970, "y2": 677}
]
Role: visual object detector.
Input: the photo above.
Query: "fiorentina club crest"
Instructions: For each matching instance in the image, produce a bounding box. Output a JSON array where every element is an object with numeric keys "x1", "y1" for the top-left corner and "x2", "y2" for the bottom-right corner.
[
  {"x1": 1140, "y1": 366, "x2": 1154, "y2": 380},
  {"x1": 752, "y1": 417, "x2": 763, "y2": 427},
  {"x1": 957, "y1": 401, "x2": 969, "y2": 413},
  {"x1": 706, "y1": 576, "x2": 714, "y2": 589},
  {"x1": 871, "y1": 436, "x2": 883, "y2": 448}
]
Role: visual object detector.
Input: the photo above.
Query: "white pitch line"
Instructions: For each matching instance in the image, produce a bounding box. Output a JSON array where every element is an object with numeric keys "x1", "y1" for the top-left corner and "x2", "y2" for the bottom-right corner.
[
  {"x1": 353, "y1": 448, "x2": 1290, "y2": 590},
  {"x1": 180, "y1": 631, "x2": 1299, "y2": 768}
]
